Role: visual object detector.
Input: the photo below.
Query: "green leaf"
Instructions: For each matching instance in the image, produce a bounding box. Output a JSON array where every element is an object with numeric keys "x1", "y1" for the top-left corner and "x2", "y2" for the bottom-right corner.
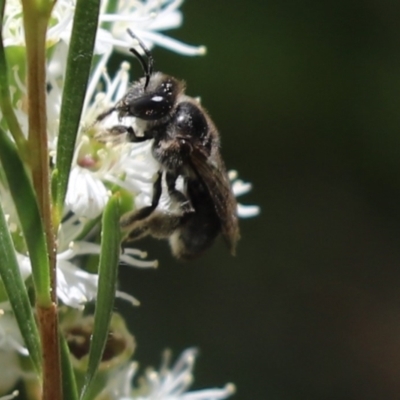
[
  {"x1": 0, "y1": 200, "x2": 42, "y2": 375},
  {"x1": 80, "y1": 193, "x2": 121, "y2": 400},
  {"x1": 0, "y1": 127, "x2": 51, "y2": 306},
  {"x1": 54, "y1": 0, "x2": 101, "y2": 226},
  {"x1": 60, "y1": 333, "x2": 79, "y2": 400}
]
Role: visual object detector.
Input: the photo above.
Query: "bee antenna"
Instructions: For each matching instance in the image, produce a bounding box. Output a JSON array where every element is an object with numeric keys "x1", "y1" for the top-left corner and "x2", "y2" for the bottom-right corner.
[{"x1": 127, "y1": 29, "x2": 154, "y2": 91}]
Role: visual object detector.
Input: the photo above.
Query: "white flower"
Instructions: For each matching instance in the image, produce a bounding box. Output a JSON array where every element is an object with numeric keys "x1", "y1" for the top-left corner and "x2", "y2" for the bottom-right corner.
[
  {"x1": 229, "y1": 170, "x2": 260, "y2": 218},
  {"x1": 0, "y1": 312, "x2": 27, "y2": 356},
  {"x1": 0, "y1": 313, "x2": 28, "y2": 395},
  {"x1": 57, "y1": 241, "x2": 158, "y2": 307},
  {"x1": 104, "y1": 348, "x2": 236, "y2": 400},
  {"x1": 101, "y1": 0, "x2": 206, "y2": 56},
  {"x1": 15, "y1": 239, "x2": 157, "y2": 309},
  {"x1": 0, "y1": 352, "x2": 21, "y2": 398},
  {"x1": 65, "y1": 166, "x2": 110, "y2": 219},
  {"x1": 68, "y1": 59, "x2": 158, "y2": 219},
  {"x1": 2, "y1": 0, "x2": 74, "y2": 47},
  {"x1": 48, "y1": 57, "x2": 151, "y2": 220},
  {"x1": 3, "y1": 0, "x2": 204, "y2": 55}
]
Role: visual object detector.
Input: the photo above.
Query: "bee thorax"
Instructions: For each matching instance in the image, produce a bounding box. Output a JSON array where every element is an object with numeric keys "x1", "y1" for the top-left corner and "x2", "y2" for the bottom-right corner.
[{"x1": 152, "y1": 139, "x2": 191, "y2": 170}]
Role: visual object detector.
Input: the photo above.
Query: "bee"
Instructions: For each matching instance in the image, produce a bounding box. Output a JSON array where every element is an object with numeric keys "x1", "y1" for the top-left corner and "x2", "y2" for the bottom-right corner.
[{"x1": 97, "y1": 30, "x2": 239, "y2": 260}]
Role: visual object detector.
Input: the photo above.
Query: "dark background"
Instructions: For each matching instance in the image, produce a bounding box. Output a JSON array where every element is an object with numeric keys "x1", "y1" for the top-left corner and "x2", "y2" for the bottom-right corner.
[{"x1": 117, "y1": 1, "x2": 400, "y2": 398}]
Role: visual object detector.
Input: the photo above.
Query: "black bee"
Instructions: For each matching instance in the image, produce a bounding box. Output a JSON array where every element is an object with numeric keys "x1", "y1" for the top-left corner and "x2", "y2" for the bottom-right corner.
[{"x1": 97, "y1": 30, "x2": 239, "y2": 260}]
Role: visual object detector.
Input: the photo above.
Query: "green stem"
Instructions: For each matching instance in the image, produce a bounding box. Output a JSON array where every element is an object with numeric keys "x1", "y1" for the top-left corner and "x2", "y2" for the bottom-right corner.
[
  {"x1": 21, "y1": 0, "x2": 57, "y2": 302},
  {"x1": 21, "y1": 1, "x2": 61, "y2": 400}
]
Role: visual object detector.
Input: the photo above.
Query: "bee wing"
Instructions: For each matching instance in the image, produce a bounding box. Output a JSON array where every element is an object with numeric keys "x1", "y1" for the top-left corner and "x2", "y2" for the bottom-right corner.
[{"x1": 190, "y1": 149, "x2": 240, "y2": 254}]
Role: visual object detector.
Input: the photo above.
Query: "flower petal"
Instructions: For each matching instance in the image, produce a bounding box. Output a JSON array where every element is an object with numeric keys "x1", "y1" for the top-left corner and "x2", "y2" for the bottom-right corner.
[{"x1": 66, "y1": 167, "x2": 110, "y2": 219}]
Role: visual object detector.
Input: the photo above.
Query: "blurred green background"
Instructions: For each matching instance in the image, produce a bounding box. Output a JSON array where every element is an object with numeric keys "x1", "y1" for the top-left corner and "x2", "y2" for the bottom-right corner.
[{"x1": 118, "y1": 1, "x2": 400, "y2": 398}]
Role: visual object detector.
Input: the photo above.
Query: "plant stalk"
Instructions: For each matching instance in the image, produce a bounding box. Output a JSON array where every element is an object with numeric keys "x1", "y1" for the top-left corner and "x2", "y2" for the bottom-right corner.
[{"x1": 22, "y1": 1, "x2": 61, "y2": 399}]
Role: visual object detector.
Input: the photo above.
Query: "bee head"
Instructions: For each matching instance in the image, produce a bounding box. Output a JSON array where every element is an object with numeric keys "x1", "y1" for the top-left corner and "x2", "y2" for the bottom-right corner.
[
  {"x1": 120, "y1": 30, "x2": 184, "y2": 121},
  {"x1": 97, "y1": 31, "x2": 185, "y2": 123}
]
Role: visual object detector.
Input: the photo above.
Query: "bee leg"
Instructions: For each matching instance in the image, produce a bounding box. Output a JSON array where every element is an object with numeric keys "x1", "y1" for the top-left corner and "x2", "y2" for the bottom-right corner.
[
  {"x1": 96, "y1": 125, "x2": 153, "y2": 144},
  {"x1": 108, "y1": 125, "x2": 130, "y2": 136},
  {"x1": 95, "y1": 124, "x2": 129, "y2": 144},
  {"x1": 126, "y1": 126, "x2": 154, "y2": 142},
  {"x1": 109, "y1": 125, "x2": 152, "y2": 142},
  {"x1": 96, "y1": 106, "x2": 116, "y2": 122},
  {"x1": 121, "y1": 223, "x2": 151, "y2": 248},
  {"x1": 120, "y1": 171, "x2": 162, "y2": 228},
  {"x1": 110, "y1": 125, "x2": 151, "y2": 141},
  {"x1": 125, "y1": 213, "x2": 181, "y2": 242},
  {"x1": 165, "y1": 171, "x2": 194, "y2": 213}
]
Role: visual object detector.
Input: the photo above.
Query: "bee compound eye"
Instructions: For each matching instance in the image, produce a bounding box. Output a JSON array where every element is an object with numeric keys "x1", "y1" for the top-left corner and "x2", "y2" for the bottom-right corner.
[{"x1": 128, "y1": 93, "x2": 173, "y2": 120}]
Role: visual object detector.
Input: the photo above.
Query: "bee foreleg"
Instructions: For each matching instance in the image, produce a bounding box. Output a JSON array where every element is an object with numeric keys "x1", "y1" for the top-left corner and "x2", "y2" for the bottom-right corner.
[
  {"x1": 95, "y1": 124, "x2": 130, "y2": 144},
  {"x1": 96, "y1": 106, "x2": 116, "y2": 122},
  {"x1": 165, "y1": 171, "x2": 194, "y2": 213},
  {"x1": 96, "y1": 125, "x2": 153, "y2": 144},
  {"x1": 126, "y1": 126, "x2": 154, "y2": 142},
  {"x1": 120, "y1": 171, "x2": 162, "y2": 228}
]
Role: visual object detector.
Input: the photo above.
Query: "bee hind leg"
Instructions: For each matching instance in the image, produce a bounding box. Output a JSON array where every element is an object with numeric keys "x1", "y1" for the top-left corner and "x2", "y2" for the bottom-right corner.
[
  {"x1": 122, "y1": 213, "x2": 182, "y2": 247},
  {"x1": 122, "y1": 223, "x2": 151, "y2": 248},
  {"x1": 120, "y1": 171, "x2": 162, "y2": 228},
  {"x1": 165, "y1": 171, "x2": 194, "y2": 213}
]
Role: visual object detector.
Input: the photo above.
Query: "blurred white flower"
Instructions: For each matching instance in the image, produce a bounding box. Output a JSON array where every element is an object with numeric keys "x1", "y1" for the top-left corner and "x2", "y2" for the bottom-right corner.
[
  {"x1": 0, "y1": 391, "x2": 19, "y2": 400},
  {"x1": 0, "y1": 358, "x2": 20, "y2": 399},
  {"x1": 229, "y1": 170, "x2": 260, "y2": 218},
  {"x1": 0, "y1": 312, "x2": 27, "y2": 356},
  {"x1": 102, "y1": 0, "x2": 206, "y2": 56},
  {"x1": 0, "y1": 313, "x2": 28, "y2": 395},
  {"x1": 104, "y1": 348, "x2": 235, "y2": 400},
  {"x1": 3, "y1": 0, "x2": 204, "y2": 56}
]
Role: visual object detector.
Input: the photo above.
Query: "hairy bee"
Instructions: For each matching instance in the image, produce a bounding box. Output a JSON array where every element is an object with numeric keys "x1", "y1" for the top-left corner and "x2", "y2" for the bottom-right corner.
[{"x1": 97, "y1": 30, "x2": 239, "y2": 260}]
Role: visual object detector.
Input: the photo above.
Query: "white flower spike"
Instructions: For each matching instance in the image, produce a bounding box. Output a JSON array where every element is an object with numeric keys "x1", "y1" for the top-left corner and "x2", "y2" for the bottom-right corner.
[{"x1": 104, "y1": 348, "x2": 236, "y2": 400}]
